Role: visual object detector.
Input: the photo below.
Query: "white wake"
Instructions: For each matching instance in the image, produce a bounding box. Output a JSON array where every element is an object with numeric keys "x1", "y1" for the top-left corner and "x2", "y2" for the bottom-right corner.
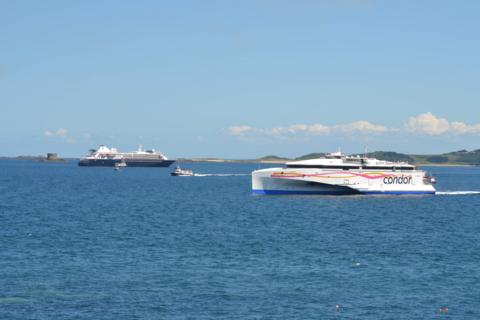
[
  {"x1": 193, "y1": 173, "x2": 250, "y2": 177},
  {"x1": 436, "y1": 191, "x2": 480, "y2": 195}
]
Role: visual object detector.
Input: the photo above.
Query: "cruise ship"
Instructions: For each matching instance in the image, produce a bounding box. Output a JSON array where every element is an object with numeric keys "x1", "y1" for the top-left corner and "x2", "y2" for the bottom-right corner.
[
  {"x1": 252, "y1": 152, "x2": 436, "y2": 195},
  {"x1": 78, "y1": 145, "x2": 175, "y2": 167}
]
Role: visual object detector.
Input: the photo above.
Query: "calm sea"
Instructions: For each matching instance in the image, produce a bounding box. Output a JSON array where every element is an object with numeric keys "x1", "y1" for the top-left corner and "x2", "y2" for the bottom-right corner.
[{"x1": 1, "y1": 160, "x2": 479, "y2": 319}]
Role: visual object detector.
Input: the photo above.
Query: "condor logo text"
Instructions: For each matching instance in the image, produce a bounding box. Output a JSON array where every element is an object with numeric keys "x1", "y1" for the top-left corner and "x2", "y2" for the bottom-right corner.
[{"x1": 383, "y1": 175, "x2": 412, "y2": 184}]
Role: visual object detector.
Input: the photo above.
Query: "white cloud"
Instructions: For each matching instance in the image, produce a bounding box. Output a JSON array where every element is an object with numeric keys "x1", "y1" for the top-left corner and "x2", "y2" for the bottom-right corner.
[
  {"x1": 307, "y1": 124, "x2": 331, "y2": 135},
  {"x1": 228, "y1": 121, "x2": 384, "y2": 138},
  {"x1": 334, "y1": 121, "x2": 389, "y2": 133},
  {"x1": 287, "y1": 124, "x2": 308, "y2": 133},
  {"x1": 265, "y1": 127, "x2": 283, "y2": 136},
  {"x1": 56, "y1": 128, "x2": 67, "y2": 137},
  {"x1": 265, "y1": 124, "x2": 330, "y2": 136},
  {"x1": 44, "y1": 128, "x2": 68, "y2": 138},
  {"x1": 229, "y1": 113, "x2": 480, "y2": 140},
  {"x1": 406, "y1": 112, "x2": 480, "y2": 135},
  {"x1": 228, "y1": 125, "x2": 254, "y2": 136},
  {"x1": 450, "y1": 121, "x2": 480, "y2": 134},
  {"x1": 405, "y1": 112, "x2": 450, "y2": 135}
]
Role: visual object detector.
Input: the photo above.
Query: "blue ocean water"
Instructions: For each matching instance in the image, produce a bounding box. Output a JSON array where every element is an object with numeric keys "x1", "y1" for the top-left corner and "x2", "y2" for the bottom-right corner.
[{"x1": 1, "y1": 160, "x2": 480, "y2": 319}]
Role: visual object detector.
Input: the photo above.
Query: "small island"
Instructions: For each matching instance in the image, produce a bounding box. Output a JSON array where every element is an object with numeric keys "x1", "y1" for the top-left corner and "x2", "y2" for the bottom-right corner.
[
  {"x1": 40, "y1": 153, "x2": 67, "y2": 163},
  {"x1": 5, "y1": 153, "x2": 68, "y2": 163}
]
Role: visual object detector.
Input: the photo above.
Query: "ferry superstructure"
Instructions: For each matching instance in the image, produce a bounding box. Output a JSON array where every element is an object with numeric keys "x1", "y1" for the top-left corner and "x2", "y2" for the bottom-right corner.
[
  {"x1": 78, "y1": 145, "x2": 175, "y2": 167},
  {"x1": 252, "y1": 152, "x2": 436, "y2": 195}
]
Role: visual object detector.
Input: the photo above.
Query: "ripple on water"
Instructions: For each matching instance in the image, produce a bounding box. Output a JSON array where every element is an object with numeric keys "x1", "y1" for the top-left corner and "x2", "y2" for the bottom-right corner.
[{"x1": 0, "y1": 161, "x2": 479, "y2": 319}]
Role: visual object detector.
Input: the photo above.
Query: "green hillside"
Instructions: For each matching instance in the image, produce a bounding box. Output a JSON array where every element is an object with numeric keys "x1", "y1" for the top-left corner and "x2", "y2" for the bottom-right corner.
[
  {"x1": 294, "y1": 153, "x2": 327, "y2": 161},
  {"x1": 257, "y1": 155, "x2": 290, "y2": 162},
  {"x1": 412, "y1": 149, "x2": 480, "y2": 165},
  {"x1": 255, "y1": 149, "x2": 480, "y2": 165}
]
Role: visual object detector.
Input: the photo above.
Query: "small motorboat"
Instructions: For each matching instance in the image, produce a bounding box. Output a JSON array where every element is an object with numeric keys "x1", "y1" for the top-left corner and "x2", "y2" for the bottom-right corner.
[
  {"x1": 424, "y1": 173, "x2": 436, "y2": 184},
  {"x1": 114, "y1": 160, "x2": 127, "y2": 170},
  {"x1": 171, "y1": 166, "x2": 194, "y2": 176}
]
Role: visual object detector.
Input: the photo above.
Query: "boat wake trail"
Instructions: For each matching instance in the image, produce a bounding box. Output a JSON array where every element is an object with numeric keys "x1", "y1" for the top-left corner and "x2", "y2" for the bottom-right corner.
[
  {"x1": 436, "y1": 191, "x2": 480, "y2": 196},
  {"x1": 193, "y1": 173, "x2": 250, "y2": 177}
]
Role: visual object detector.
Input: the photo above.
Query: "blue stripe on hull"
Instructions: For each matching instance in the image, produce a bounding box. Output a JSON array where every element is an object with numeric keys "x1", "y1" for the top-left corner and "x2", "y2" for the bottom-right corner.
[{"x1": 253, "y1": 189, "x2": 435, "y2": 195}]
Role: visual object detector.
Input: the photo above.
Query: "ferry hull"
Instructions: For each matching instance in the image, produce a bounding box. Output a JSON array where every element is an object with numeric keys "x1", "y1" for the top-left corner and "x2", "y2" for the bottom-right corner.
[
  {"x1": 252, "y1": 168, "x2": 436, "y2": 195},
  {"x1": 253, "y1": 189, "x2": 435, "y2": 195},
  {"x1": 78, "y1": 159, "x2": 175, "y2": 167}
]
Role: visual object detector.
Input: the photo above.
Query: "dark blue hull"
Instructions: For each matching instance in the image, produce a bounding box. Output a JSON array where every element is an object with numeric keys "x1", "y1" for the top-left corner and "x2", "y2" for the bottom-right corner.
[{"x1": 78, "y1": 159, "x2": 175, "y2": 167}]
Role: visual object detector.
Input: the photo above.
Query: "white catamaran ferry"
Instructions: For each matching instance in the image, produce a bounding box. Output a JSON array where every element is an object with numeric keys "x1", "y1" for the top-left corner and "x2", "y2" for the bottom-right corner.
[{"x1": 252, "y1": 152, "x2": 436, "y2": 195}]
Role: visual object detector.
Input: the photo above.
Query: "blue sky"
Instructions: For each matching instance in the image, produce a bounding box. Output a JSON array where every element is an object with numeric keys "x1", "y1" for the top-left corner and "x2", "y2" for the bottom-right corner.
[{"x1": 1, "y1": 0, "x2": 480, "y2": 158}]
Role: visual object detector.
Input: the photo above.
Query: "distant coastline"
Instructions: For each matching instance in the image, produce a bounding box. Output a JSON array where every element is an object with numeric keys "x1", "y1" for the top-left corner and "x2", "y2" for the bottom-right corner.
[
  {"x1": 2, "y1": 149, "x2": 480, "y2": 166},
  {"x1": 179, "y1": 149, "x2": 480, "y2": 166},
  {"x1": 0, "y1": 155, "x2": 68, "y2": 163}
]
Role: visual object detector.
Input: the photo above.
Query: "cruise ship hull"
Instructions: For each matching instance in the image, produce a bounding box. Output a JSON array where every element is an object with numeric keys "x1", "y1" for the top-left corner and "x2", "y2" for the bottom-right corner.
[
  {"x1": 78, "y1": 159, "x2": 175, "y2": 167},
  {"x1": 252, "y1": 168, "x2": 436, "y2": 195}
]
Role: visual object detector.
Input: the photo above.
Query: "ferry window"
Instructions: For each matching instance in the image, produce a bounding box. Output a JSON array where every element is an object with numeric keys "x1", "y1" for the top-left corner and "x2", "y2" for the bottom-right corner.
[
  {"x1": 362, "y1": 166, "x2": 414, "y2": 170},
  {"x1": 286, "y1": 165, "x2": 360, "y2": 169}
]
